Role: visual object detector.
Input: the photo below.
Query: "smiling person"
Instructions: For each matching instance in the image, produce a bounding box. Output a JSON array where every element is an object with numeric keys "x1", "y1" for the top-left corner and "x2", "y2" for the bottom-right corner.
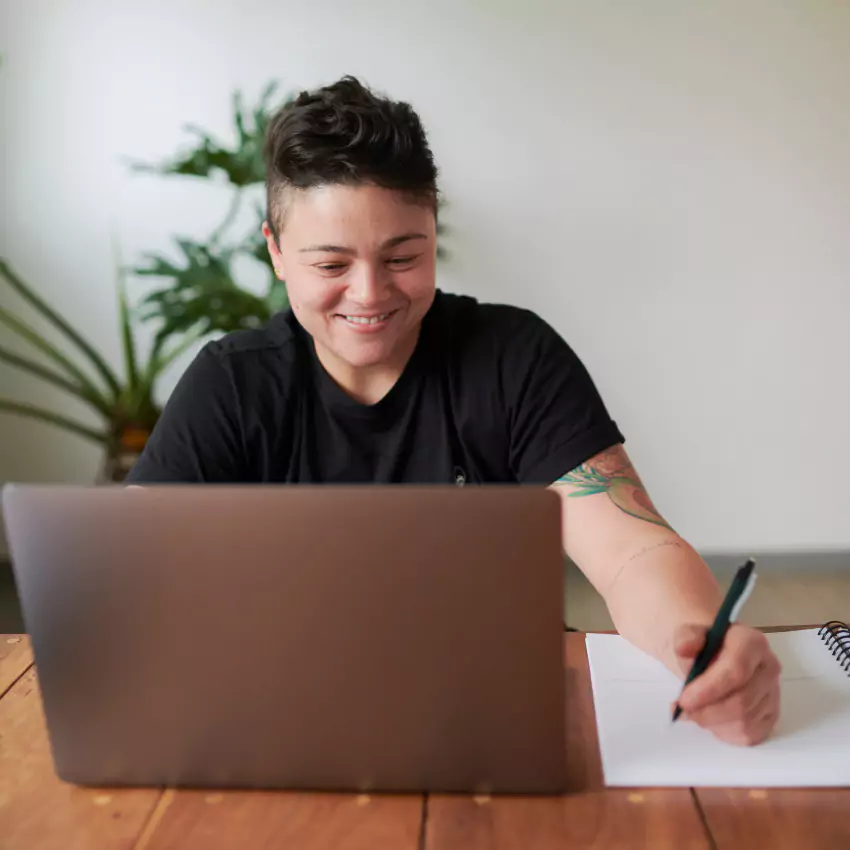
[{"x1": 127, "y1": 76, "x2": 781, "y2": 746}]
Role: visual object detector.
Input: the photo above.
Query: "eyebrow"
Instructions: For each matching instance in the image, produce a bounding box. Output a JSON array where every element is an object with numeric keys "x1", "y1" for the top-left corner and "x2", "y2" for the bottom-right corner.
[{"x1": 298, "y1": 232, "x2": 428, "y2": 254}]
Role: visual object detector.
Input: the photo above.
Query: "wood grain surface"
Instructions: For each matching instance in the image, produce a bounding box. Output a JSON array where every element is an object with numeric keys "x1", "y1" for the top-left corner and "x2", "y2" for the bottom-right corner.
[
  {"x1": 2, "y1": 630, "x2": 848, "y2": 850},
  {"x1": 0, "y1": 645, "x2": 162, "y2": 850},
  {"x1": 132, "y1": 789, "x2": 423, "y2": 850},
  {"x1": 0, "y1": 634, "x2": 32, "y2": 697},
  {"x1": 695, "y1": 786, "x2": 850, "y2": 850},
  {"x1": 425, "y1": 634, "x2": 711, "y2": 849}
]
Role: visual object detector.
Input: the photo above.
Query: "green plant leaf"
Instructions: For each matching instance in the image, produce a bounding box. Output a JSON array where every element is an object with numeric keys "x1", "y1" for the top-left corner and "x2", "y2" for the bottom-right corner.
[
  {"x1": 257, "y1": 79, "x2": 280, "y2": 109},
  {"x1": 0, "y1": 345, "x2": 112, "y2": 415},
  {"x1": 132, "y1": 237, "x2": 271, "y2": 338},
  {"x1": 140, "y1": 324, "x2": 204, "y2": 387},
  {"x1": 128, "y1": 82, "x2": 287, "y2": 188},
  {"x1": 119, "y1": 383, "x2": 161, "y2": 425},
  {"x1": 0, "y1": 398, "x2": 107, "y2": 444},
  {"x1": 117, "y1": 271, "x2": 139, "y2": 391},
  {"x1": 0, "y1": 305, "x2": 113, "y2": 405},
  {"x1": 0, "y1": 258, "x2": 121, "y2": 397},
  {"x1": 156, "y1": 327, "x2": 205, "y2": 372},
  {"x1": 208, "y1": 188, "x2": 243, "y2": 249},
  {"x1": 128, "y1": 129, "x2": 226, "y2": 181},
  {"x1": 233, "y1": 90, "x2": 247, "y2": 142}
]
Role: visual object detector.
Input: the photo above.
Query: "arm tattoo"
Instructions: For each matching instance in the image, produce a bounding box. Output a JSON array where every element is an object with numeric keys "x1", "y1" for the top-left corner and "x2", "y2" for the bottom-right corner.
[{"x1": 555, "y1": 446, "x2": 673, "y2": 530}]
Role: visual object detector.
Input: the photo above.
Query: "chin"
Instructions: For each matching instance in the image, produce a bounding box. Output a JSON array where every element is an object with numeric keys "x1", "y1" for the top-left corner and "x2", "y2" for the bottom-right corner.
[{"x1": 338, "y1": 344, "x2": 394, "y2": 369}]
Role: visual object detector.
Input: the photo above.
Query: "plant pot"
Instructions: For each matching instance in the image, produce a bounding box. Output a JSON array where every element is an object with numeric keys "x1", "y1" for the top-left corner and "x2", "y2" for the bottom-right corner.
[{"x1": 99, "y1": 424, "x2": 154, "y2": 484}]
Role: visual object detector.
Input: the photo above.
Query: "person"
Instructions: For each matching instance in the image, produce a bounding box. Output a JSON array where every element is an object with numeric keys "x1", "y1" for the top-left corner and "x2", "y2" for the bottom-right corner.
[{"x1": 127, "y1": 76, "x2": 781, "y2": 746}]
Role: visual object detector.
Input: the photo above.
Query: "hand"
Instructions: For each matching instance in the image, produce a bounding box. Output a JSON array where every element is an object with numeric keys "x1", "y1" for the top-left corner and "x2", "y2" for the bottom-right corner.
[{"x1": 673, "y1": 623, "x2": 782, "y2": 746}]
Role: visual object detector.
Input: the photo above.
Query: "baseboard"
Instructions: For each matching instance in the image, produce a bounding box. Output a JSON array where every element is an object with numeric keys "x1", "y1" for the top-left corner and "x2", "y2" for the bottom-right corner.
[
  {"x1": 702, "y1": 550, "x2": 850, "y2": 574},
  {"x1": 3, "y1": 550, "x2": 850, "y2": 572}
]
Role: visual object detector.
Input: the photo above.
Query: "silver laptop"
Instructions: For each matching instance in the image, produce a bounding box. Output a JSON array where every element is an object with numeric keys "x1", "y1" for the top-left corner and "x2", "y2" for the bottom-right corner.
[{"x1": 2, "y1": 484, "x2": 567, "y2": 793}]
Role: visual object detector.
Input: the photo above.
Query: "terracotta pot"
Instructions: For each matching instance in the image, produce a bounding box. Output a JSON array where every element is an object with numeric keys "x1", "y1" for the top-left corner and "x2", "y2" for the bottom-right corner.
[{"x1": 99, "y1": 424, "x2": 154, "y2": 484}]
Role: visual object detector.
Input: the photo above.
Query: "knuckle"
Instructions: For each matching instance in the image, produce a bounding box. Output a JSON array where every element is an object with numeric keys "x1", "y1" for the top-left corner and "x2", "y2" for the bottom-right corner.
[
  {"x1": 745, "y1": 694, "x2": 769, "y2": 721},
  {"x1": 680, "y1": 686, "x2": 702, "y2": 712},
  {"x1": 729, "y1": 692, "x2": 749, "y2": 716},
  {"x1": 684, "y1": 705, "x2": 708, "y2": 726},
  {"x1": 732, "y1": 724, "x2": 760, "y2": 747},
  {"x1": 693, "y1": 713, "x2": 713, "y2": 730},
  {"x1": 715, "y1": 727, "x2": 743, "y2": 747},
  {"x1": 735, "y1": 625, "x2": 760, "y2": 647},
  {"x1": 751, "y1": 629, "x2": 769, "y2": 649},
  {"x1": 749, "y1": 719, "x2": 766, "y2": 741},
  {"x1": 744, "y1": 715, "x2": 773, "y2": 746},
  {"x1": 727, "y1": 661, "x2": 749, "y2": 686}
]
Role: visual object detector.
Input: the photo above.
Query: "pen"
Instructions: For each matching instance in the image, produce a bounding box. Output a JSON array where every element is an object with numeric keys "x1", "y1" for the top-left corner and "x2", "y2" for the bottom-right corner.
[{"x1": 671, "y1": 558, "x2": 758, "y2": 722}]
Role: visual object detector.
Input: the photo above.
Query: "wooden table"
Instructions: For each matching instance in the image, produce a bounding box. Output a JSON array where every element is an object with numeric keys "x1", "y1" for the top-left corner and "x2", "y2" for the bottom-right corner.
[{"x1": 1, "y1": 632, "x2": 848, "y2": 850}]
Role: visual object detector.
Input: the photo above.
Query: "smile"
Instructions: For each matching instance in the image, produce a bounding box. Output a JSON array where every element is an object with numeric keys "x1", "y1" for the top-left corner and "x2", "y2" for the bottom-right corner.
[
  {"x1": 342, "y1": 313, "x2": 391, "y2": 325},
  {"x1": 335, "y1": 310, "x2": 399, "y2": 331}
]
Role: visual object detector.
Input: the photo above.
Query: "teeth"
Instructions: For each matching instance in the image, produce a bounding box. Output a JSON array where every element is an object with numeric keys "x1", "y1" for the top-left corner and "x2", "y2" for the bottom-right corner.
[{"x1": 344, "y1": 314, "x2": 389, "y2": 325}]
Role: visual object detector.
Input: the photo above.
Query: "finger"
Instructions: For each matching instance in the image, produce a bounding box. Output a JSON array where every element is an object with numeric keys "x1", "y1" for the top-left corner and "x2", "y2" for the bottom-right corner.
[
  {"x1": 683, "y1": 662, "x2": 777, "y2": 728},
  {"x1": 678, "y1": 628, "x2": 766, "y2": 713},
  {"x1": 702, "y1": 686, "x2": 780, "y2": 742},
  {"x1": 683, "y1": 677, "x2": 772, "y2": 729},
  {"x1": 743, "y1": 683, "x2": 775, "y2": 723},
  {"x1": 705, "y1": 691, "x2": 781, "y2": 747},
  {"x1": 703, "y1": 696, "x2": 779, "y2": 747},
  {"x1": 673, "y1": 625, "x2": 709, "y2": 660}
]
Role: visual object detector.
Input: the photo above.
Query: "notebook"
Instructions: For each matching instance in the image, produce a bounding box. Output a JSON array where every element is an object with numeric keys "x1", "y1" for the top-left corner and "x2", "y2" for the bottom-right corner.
[{"x1": 586, "y1": 622, "x2": 850, "y2": 787}]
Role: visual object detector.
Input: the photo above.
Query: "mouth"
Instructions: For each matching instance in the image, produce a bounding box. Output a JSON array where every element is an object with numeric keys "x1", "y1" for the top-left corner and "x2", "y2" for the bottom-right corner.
[{"x1": 335, "y1": 310, "x2": 398, "y2": 331}]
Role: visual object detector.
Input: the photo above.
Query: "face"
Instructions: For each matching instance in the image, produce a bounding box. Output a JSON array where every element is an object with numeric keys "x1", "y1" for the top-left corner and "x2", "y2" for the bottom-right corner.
[{"x1": 263, "y1": 183, "x2": 437, "y2": 392}]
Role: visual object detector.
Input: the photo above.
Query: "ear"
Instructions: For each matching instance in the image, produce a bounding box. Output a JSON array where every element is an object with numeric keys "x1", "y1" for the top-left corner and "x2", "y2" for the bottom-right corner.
[{"x1": 262, "y1": 221, "x2": 285, "y2": 279}]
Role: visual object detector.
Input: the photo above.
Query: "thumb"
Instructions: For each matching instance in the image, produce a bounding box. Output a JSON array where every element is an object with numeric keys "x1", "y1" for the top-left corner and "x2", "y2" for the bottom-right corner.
[{"x1": 673, "y1": 624, "x2": 708, "y2": 664}]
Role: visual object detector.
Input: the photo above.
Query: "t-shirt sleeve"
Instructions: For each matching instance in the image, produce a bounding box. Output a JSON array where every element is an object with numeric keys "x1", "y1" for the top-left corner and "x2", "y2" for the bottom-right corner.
[
  {"x1": 125, "y1": 343, "x2": 247, "y2": 483},
  {"x1": 502, "y1": 310, "x2": 624, "y2": 484}
]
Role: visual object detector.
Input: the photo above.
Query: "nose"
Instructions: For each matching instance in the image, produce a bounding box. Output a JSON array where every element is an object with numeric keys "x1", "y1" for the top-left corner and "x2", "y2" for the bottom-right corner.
[{"x1": 346, "y1": 262, "x2": 390, "y2": 306}]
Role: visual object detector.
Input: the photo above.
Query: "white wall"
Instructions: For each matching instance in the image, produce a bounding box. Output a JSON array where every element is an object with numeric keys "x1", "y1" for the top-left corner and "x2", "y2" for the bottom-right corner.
[{"x1": 2, "y1": 0, "x2": 849, "y2": 554}]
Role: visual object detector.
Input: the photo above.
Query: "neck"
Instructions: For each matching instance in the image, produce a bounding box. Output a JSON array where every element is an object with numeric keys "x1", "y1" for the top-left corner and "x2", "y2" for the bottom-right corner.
[{"x1": 314, "y1": 326, "x2": 421, "y2": 405}]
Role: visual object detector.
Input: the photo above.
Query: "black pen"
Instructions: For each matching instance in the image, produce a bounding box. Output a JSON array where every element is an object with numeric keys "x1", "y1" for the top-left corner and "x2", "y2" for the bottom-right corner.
[{"x1": 671, "y1": 558, "x2": 758, "y2": 722}]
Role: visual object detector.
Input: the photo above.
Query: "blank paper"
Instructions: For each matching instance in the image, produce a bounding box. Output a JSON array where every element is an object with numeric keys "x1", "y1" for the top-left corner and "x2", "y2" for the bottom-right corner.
[{"x1": 586, "y1": 629, "x2": 850, "y2": 787}]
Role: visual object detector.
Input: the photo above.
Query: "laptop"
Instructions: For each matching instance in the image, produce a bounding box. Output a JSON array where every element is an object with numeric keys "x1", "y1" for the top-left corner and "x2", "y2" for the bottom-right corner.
[{"x1": 2, "y1": 483, "x2": 568, "y2": 793}]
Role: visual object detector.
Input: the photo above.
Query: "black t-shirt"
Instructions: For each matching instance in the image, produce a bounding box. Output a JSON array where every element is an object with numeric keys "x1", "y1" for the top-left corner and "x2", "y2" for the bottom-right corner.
[{"x1": 127, "y1": 290, "x2": 624, "y2": 486}]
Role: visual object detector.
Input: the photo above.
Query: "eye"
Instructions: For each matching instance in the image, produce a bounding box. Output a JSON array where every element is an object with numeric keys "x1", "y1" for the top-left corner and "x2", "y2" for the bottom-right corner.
[
  {"x1": 386, "y1": 255, "x2": 420, "y2": 269},
  {"x1": 315, "y1": 262, "x2": 348, "y2": 273}
]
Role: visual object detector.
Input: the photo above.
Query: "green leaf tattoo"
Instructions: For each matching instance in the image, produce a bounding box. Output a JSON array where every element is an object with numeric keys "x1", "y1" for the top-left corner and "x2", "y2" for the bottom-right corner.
[{"x1": 556, "y1": 449, "x2": 672, "y2": 530}]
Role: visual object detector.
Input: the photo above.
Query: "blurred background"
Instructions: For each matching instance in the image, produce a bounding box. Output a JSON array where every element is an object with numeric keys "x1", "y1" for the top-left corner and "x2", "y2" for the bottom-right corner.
[{"x1": 2, "y1": 0, "x2": 849, "y2": 628}]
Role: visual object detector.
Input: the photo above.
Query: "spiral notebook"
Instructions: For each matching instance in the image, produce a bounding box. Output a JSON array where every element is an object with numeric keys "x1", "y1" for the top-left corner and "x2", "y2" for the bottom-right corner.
[{"x1": 586, "y1": 622, "x2": 850, "y2": 787}]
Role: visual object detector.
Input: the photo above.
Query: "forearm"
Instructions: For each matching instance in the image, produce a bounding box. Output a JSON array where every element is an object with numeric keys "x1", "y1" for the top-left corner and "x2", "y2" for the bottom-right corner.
[
  {"x1": 552, "y1": 444, "x2": 726, "y2": 674},
  {"x1": 601, "y1": 536, "x2": 723, "y2": 675}
]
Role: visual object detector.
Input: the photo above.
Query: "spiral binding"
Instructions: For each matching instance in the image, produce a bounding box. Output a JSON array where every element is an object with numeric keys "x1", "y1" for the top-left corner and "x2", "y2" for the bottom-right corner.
[{"x1": 817, "y1": 620, "x2": 850, "y2": 675}]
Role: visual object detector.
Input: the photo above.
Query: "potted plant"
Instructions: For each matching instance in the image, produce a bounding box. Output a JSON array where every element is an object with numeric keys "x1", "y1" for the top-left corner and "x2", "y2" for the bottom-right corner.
[
  {"x1": 0, "y1": 258, "x2": 201, "y2": 482},
  {"x1": 129, "y1": 82, "x2": 290, "y2": 339}
]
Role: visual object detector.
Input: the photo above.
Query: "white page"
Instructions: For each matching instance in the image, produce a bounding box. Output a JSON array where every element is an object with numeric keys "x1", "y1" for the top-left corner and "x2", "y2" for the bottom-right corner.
[{"x1": 586, "y1": 629, "x2": 850, "y2": 787}]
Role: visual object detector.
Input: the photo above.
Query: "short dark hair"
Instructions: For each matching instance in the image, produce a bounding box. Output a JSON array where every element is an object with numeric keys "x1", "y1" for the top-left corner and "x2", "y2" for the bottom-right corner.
[{"x1": 263, "y1": 76, "x2": 439, "y2": 241}]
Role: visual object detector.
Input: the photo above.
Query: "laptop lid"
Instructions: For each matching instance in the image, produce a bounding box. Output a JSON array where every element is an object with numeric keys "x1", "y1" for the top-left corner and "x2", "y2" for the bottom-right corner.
[{"x1": 3, "y1": 484, "x2": 567, "y2": 793}]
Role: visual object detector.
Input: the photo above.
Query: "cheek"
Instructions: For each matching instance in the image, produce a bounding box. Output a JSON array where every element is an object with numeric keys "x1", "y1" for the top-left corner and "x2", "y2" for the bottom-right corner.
[
  {"x1": 398, "y1": 264, "x2": 436, "y2": 301},
  {"x1": 285, "y1": 274, "x2": 343, "y2": 315}
]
